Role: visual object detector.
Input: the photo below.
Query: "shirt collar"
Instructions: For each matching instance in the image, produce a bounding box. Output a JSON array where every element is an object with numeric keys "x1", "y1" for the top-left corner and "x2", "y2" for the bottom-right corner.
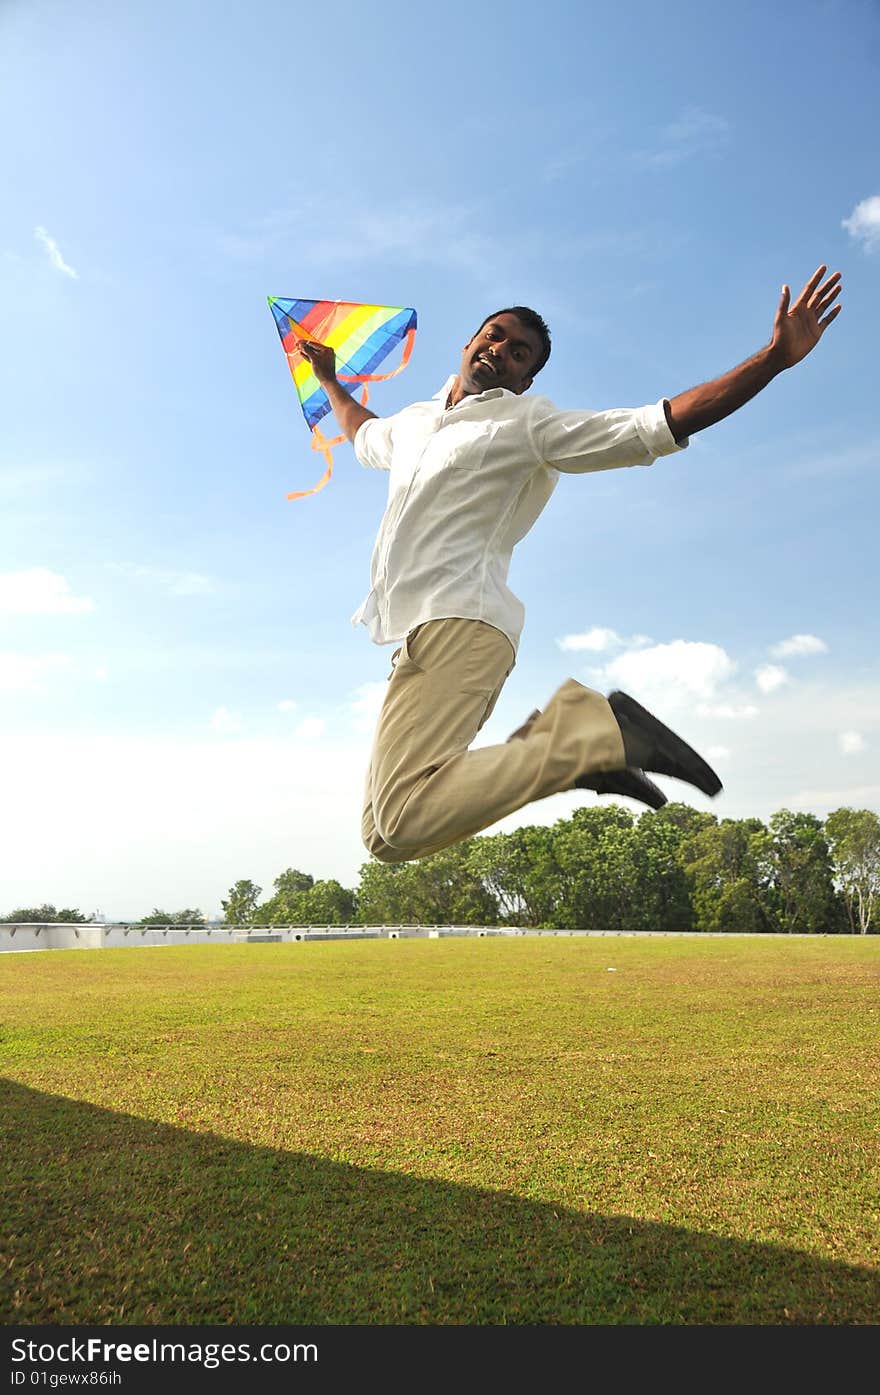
[
  {"x1": 432, "y1": 375, "x2": 510, "y2": 409},
  {"x1": 432, "y1": 375, "x2": 456, "y2": 402}
]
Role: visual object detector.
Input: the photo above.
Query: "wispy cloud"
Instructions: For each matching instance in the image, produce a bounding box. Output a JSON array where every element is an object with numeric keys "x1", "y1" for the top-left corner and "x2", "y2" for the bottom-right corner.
[
  {"x1": 781, "y1": 437, "x2": 880, "y2": 482},
  {"x1": 34, "y1": 225, "x2": 78, "y2": 279},
  {"x1": 769, "y1": 634, "x2": 828, "y2": 659},
  {"x1": 210, "y1": 706, "x2": 243, "y2": 735},
  {"x1": 220, "y1": 194, "x2": 604, "y2": 292},
  {"x1": 345, "y1": 680, "x2": 386, "y2": 734},
  {"x1": 0, "y1": 727, "x2": 371, "y2": 918},
  {"x1": 0, "y1": 463, "x2": 69, "y2": 499},
  {"x1": 786, "y1": 781, "x2": 880, "y2": 813},
  {"x1": 540, "y1": 122, "x2": 620, "y2": 183},
  {"x1": 0, "y1": 568, "x2": 94, "y2": 615},
  {"x1": 105, "y1": 563, "x2": 219, "y2": 597},
  {"x1": 2, "y1": 672, "x2": 877, "y2": 916},
  {"x1": 558, "y1": 627, "x2": 653, "y2": 653},
  {"x1": 211, "y1": 705, "x2": 328, "y2": 740},
  {"x1": 634, "y1": 108, "x2": 731, "y2": 169},
  {"x1": 696, "y1": 702, "x2": 759, "y2": 720},
  {"x1": 842, "y1": 194, "x2": 880, "y2": 252},
  {"x1": 220, "y1": 200, "x2": 498, "y2": 280},
  {"x1": 0, "y1": 651, "x2": 70, "y2": 692},
  {"x1": 839, "y1": 730, "x2": 865, "y2": 755},
  {"x1": 294, "y1": 716, "x2": 326, "y2": 741},
  {"x1": 755, "y1": 664, "x2": 789, "y2": 694}
]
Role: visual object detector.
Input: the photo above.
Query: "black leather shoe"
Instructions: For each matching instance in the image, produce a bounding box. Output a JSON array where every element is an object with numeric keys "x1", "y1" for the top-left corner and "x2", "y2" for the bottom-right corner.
[
  {"x1": 574, "y1": 767, "x2": 667, "y2": 809},
  {"x1": 607, "y1": 690, "x2": 722, "y2": 797}
]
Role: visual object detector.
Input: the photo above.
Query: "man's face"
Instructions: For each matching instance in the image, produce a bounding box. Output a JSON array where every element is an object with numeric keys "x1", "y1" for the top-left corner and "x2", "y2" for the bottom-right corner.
[{"x1": 458, "y1": 313, "x2": 543, "y2": 397}]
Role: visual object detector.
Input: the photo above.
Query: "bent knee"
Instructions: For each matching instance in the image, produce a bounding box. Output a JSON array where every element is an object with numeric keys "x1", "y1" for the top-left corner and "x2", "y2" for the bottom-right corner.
[
  {"x1": 363, "y1": 819, "x2": 422, "y2": 863},
  {"x1": 363, "y1": 806, "x2": 430, "y2": 863},
  {"x1": 363, "y1": 837, "x2": 414, "y2": 865}
]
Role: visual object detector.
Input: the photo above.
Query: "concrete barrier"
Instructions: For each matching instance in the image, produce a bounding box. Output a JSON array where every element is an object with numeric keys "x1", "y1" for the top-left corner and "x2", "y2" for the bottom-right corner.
[{"x1": 1, "y1": 922, "x2": 839, "y2": 953}]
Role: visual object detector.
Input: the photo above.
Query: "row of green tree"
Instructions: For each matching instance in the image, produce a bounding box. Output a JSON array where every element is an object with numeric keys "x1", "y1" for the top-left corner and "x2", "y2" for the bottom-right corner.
[
  {"x1": 4, "y1": 805, "x2": 877, "y2": 935},
  {"x1": 220, "y1": 804, "x2": 879, "y2": 935},
  {"x1": 0, "y1": 904, "x2": 207, "y2": 926}
]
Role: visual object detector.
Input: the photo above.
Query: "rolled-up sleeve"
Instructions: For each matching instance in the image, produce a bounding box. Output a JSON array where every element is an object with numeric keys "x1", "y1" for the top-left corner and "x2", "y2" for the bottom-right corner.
[
  {"x1": 354, "y1": 415, "x2": 395, "y2": 472},
  {"x1": 530, "y1": 397, "x2": 689, "y2": 474}
]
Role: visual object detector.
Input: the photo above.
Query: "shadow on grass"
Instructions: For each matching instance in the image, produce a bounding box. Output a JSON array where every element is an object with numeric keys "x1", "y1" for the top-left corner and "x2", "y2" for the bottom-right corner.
[{"x1": 2, "y1": 1079, "x2": 877, "y2": 1325}]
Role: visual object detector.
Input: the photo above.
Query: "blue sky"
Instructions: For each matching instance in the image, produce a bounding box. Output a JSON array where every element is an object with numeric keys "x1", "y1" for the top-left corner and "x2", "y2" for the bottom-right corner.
[{"x1": 1, "y1": 0, "x2": 878, "y2": 920}]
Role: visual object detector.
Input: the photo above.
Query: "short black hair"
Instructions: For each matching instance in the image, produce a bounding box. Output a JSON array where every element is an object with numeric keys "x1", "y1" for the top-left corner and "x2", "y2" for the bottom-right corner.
[{"x1": 475, "y1": 306, "x2": 551, "y2": 376}]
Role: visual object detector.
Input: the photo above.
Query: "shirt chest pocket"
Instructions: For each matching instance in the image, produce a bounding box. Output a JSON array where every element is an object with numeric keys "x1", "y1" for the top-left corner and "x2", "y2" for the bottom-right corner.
[{"x1": 422, "y1": 420, "x2": 496, "y2": 474}]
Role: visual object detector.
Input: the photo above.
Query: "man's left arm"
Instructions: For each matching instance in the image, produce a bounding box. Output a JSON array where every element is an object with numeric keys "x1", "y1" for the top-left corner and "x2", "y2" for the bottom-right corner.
[
  {"x1": 663, "y1": 265, "x2": 842, "y2": 443},
  {"x1": 297, "y1": 339, "x2": 378, "y2": 442}
]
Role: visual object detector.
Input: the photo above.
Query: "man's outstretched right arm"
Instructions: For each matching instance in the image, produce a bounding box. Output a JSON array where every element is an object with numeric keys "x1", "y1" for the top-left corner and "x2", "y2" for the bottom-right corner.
[
  {"x1": 663, "y1": 265, "x2": 842, "y2": 442},
  {"x1": 298, "y1": 339, "x2": 377, "y2": 442}
]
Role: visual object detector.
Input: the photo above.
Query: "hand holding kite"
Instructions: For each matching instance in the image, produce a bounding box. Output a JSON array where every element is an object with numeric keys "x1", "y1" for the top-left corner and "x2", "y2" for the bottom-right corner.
[
  {"x1": 268, "y1": 297, "x2": 418, "y2": 500},
  {"x1": 297, "y1": 337, "x2": 337, "y2": 384}
]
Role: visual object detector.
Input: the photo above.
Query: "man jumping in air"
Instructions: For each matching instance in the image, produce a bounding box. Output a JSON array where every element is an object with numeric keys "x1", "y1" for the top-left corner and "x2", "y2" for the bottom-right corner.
[{"x1": 299, "y1": 266, "x2": 842, "y2": 863}]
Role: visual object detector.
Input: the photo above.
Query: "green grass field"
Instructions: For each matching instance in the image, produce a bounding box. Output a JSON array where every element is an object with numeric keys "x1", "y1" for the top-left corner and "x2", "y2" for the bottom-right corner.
[{"x1": 2, "y1": 936, "x2": 878, "y2": 1325}]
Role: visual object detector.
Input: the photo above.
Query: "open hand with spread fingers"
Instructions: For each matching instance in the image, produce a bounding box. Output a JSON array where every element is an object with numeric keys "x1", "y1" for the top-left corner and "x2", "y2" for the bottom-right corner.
[{"x1": 771, "y1": 265, "x2": 842, "y2": 369}]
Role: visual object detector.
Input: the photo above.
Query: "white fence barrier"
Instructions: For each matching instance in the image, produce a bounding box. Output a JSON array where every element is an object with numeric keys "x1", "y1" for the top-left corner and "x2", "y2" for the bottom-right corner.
[
  {"x1": 0, "y1": 922, "x2": 511, "y2": 953},
  {"x1": 0, "y1": 922, "x2": 819, "y2": 953}
]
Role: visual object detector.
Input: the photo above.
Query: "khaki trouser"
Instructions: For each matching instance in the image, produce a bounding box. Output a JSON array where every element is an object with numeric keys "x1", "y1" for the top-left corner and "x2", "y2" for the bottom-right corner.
[{"x1": 362, "y1": 618, "x2": 626, "y2": 863}]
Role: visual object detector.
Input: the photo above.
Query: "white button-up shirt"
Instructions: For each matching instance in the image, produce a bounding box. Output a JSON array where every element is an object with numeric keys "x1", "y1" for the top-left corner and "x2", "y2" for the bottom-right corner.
[{"x1": 351, "y1": 376, "x2": 688, "y2": 652}]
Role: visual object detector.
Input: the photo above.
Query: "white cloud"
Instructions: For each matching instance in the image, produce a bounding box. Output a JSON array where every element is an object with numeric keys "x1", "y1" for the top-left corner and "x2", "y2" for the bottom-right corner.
[
  {"x1": 0, "y1": 463, "x2": 68, "y2": 498},
  {"x1": 558, "y1": 626, "x2": 624, "y2": 653},
  {"x1": 0, "y1": 652, "x2": 70, "y2": 692},
  {"x1": 842, "y1": 195, "x2": 880, "y2": 252},
  {"x1": 696, "y1": 703, "x2": 759, "y2": 720},
  {"x1": 346, "y1": 680, "x2": 386, "y2": 734},
  {"x1": 0, "y1": 568, "x2": 94, "y2": 616},
  {"x1": 94, "y1": 666, "x2": 109, "y2": 682},
  {"x1": 700, "y1": 678, "x2": 879, "y2": 822},
  {"x1": 785, "y1": 780, "x2": 880, "y2": 813},
  {"x1": 221, "y1": 199, "x2": 499, "y2": 281},
  {"x1": 839, "y1": 730, "x2": 866, "y2": 755},
  {"x1": 1, "y1": 672, "x2": 878, "y2": 920},
  {"x1": 595, "y1": 640, "x2": 736, "y2": 710},
  {"x1": 755, "y1": 664, "x2": 789, "y2": 694},
  {"x1": 706, "y1": 746, "x2": 731, "y2": 763},
  {"x1": 294, "y1": 716, "x2": 326, "y2": 741},
  {"x1": 105, "y1": 563, "x2": 218, "y2": 596},
  {"x1": 210, "y1": 706, "x2": 243, "y2": 734},
  {"x1": 211, "y1": 706, "x2": 325, "y2": 740},
  {"x1": 0, "y1": 728, "x2": 371, "y2": 921},
  {"x1": 167, "y1": 573, "x2": 217, "y2": 597},
  {"x1": 34, "y1": 225, "x2": 79, "y2": 279},
  {"x1": 769, "y1": 634, "x2": 828, "y2": 659}
]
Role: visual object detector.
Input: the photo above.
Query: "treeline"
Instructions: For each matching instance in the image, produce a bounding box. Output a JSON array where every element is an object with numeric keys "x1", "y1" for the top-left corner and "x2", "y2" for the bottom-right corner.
[
  {"x1": 0, "y1": 903, "x2": 90, "y2": 924},
  {"x1": 4, "y1": 805, "x2": 877, "y2": 935},
  {"x1": 0, "y1": 904, "x2": 207, "y2": 926},
  {"x1": 221, "y1": 804, "x2": 879, "y2": 935}
]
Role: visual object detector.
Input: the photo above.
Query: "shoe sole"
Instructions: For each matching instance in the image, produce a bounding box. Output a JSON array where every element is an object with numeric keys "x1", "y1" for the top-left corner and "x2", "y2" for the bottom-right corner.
[
  {"x1": 609, "y1": 691, "x2": 723, "y2": 797},
  {"x1": 576, "y1": 768, "x2": 668, "y2": 809}
]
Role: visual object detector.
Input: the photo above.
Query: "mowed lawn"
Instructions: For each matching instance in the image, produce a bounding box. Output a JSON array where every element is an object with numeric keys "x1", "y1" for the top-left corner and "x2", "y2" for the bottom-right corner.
[{"x1": 1, "y1": 935, "x2": 878, "y2": 1325}]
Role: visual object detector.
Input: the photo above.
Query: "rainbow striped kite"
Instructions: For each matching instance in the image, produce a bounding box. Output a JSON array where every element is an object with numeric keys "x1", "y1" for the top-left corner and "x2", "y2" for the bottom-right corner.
[{"x1": 268, "y1": 297, "x2": 418, "y2": 500}]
